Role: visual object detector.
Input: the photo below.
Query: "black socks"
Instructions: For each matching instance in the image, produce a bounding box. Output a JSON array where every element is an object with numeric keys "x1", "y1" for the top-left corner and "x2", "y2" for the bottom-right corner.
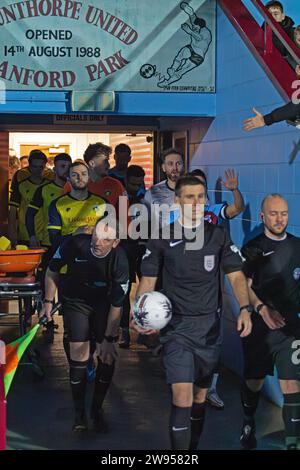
[
  {"x1": 283, "y1": 392, "x2": 300, "y2": 449},
  {"x1": 241, "y1": 381, "x2": 260, "y2": 422},
  {"x1": 189, "y1": 402, "x2": 206, "y2": 450},
  {"x1": 169, "y1": 404, "x2": 191, "y2": 450},
  {"x1": 69, "y1": 359, "x2": 88, "y2": 412},
  {"x1": 91, "y1": 359, "x2": 115, "y2": 412}
]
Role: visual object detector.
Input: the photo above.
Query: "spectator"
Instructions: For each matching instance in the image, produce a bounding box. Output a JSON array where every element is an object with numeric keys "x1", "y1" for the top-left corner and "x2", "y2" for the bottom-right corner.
[
  {"x1": 264, "y1": 1, "x2": 295, "y2": 58},
  {"x1": 243, "y1": 102, "x2": 300, "y2": 131}
]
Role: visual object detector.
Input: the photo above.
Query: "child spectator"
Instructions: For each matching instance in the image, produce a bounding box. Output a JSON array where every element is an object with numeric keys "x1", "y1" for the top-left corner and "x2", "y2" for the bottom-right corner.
[{"x1": 264, "y1": 1, "x2": 295, "y2": 58}]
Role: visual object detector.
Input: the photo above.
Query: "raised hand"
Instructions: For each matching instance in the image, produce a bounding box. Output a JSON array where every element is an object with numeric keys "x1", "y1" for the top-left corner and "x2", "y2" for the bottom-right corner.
[{"x1": 221, "y1": 168, "x2": 239, "y2": 191}]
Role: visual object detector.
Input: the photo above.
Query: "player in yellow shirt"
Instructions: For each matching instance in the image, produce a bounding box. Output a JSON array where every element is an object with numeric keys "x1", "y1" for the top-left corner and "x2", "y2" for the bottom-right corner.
[
  {"x1": 26, "y1": 153, "x2": 72, "y2": 248},
  {"x1": 48, "y1": 160, "x2": 107, "y2": 249},
  {"x1": 8, "y1": 150, "x2": 52, "y2": 246}
]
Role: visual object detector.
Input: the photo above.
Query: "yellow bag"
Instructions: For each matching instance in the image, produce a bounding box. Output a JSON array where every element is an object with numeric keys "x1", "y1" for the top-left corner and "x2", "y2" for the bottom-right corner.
[{"x1": 0, "y1": 236, "x2": 11, "y2": 251}]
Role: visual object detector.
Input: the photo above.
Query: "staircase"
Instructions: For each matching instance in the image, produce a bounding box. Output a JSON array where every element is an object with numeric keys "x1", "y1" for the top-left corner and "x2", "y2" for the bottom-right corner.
[{"x1": 218, "y1": 0, "x2": 300, "y2": 101}]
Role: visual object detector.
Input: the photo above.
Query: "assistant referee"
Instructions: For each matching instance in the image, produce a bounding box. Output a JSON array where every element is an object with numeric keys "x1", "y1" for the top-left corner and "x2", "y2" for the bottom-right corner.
[
  {"x1": 241, "y1": 194, "x2": 300, "y2": 450},
  {"x1": 40, "y1": 218, "x2": 129, "y2": 433}
]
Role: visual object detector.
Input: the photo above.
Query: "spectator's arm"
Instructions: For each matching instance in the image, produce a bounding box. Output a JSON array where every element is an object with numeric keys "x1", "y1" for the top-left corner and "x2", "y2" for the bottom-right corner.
[
  {"x1": 243, "y1": 108, "x2": 266, "y2": 131},
  {"x1": 243, "y1": 103, "x2": 300, "y2": 131},
  {"x1": 264, "y1": 101, "x2": 300, "y2": 125}
]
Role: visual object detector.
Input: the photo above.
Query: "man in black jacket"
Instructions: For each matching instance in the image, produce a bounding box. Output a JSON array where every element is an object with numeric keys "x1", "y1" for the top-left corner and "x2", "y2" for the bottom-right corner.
[
  {"x1": 243, "y1": 102, "x2": 300, "y2": 131},
  {"x1": 264, "y1": 1, "x2": 295, "y2": 58}
]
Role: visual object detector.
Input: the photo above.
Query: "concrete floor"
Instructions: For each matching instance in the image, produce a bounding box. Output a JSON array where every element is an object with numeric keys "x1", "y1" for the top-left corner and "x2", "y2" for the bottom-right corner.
[{"x1": 2, "y1": 316, "x2": 285, "y2": 450}]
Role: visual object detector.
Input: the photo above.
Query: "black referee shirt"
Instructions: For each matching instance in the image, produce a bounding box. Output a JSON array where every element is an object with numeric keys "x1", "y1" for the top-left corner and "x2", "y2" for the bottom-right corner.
[
  {"x1": 141, "y1": 221, "x2": 243, "y2": 316},
  {"x1": 242, "y1": 232, "x2": 300, "y2": 325},
  {"x1": 49, "y1": 234, "x2": 129, "y2": 307}
]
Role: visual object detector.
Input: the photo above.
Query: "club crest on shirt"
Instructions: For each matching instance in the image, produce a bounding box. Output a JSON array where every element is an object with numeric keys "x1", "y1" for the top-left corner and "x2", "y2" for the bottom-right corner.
[
  {"x1": 142, "y1": 249, "x2": 151, "y2": 260},
  {"x1": 293, "y1": 267, "x2": 300, "y2": 281},
  {"x1": 204, "y1": 211, "x2": 218, "y2": 225},
  {"x1": 92, "y1": 205, "x2": 102, "y2": 216},
  {"x1": 204, "y1": 255, "x2": 215, "y2": 272}
]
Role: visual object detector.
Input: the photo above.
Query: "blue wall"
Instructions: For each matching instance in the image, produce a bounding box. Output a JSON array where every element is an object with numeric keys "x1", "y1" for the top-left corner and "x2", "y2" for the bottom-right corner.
[
  {"x1": 1, "y1": 90, "x2": 216, "y2": 117},
  {"x1": 190, "y1": 5, "x2": 300, "y2": 406}
]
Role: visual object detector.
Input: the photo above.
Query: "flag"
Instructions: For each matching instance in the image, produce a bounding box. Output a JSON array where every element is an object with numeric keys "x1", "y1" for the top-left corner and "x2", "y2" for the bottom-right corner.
[{"x1": 3, "y1": 324, "x2": 40, "y2": 397}]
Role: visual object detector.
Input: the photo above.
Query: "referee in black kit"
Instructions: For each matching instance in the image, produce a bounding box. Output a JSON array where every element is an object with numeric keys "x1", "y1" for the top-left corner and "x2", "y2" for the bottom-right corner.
[
  {"x1": 241, "y1": 194, "x2": 300, "y2": 450},
  {"x1": 133, "y1": 175, "x2": 252, "y2": 450},
  {"x1": 40, "y1": 217, "x2": 129, "y2": 433}
]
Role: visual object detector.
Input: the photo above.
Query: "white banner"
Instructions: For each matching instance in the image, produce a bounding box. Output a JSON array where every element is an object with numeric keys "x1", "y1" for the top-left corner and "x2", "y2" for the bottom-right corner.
[{"x1": 0, "y1": 0, "x2": 216, "y2": 92}]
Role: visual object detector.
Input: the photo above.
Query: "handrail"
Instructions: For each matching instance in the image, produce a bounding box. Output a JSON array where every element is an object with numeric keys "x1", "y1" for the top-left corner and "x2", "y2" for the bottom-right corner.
[
  {"x1": 251, "y1": 0, "x2": 300, "y2": 64},
  {"x1": 218, "y1": 0, "x2": 298, "y2": 100}
]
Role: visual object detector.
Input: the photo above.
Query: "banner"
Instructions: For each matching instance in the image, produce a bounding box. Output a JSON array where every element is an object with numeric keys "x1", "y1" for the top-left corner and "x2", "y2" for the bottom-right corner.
[{"x1": 0, "y1": 0, "x2": 216, "y2": 92}]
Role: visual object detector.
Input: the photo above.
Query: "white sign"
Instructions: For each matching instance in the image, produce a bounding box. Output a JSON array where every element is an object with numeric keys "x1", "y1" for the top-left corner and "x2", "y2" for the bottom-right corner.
[{"x1": 0, "y1": 0, "x2": 216, "y2": 93}]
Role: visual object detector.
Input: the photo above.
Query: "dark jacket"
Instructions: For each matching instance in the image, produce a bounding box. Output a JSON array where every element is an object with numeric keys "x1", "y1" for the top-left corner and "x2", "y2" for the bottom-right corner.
[
  {"x1": 264, "y1": 102, "x2": 300, "y2": 125},
  {"x1": 263, "y1": 16, "x2": 295, "y2": 57}
]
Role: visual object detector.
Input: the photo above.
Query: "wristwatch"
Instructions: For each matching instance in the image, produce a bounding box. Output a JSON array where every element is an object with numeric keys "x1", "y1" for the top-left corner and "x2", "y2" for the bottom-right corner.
[
  {"x1": 44, "y1": 299, "x2": 54, "y2": 304},
  {"x1": 255, "y1": 303, "x2": 266, "y2": 314},
  {"x1": 104, "y1": 335, "x2": 119, "y2": 343},
  {"x1": 239, "y1": 304, "x2": 254, "y2": 314}
]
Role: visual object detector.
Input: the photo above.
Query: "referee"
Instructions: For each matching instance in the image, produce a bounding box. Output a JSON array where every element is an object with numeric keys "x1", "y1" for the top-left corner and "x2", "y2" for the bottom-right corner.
[
  {"x1": 241, "y1": 194, "x2": 300, "y2": 450},
  {"x1": 133, "y1": 175, "x2": 252, "y2": 450},
  {"x1": 40, "y1": 218, "x2": 129, "y2": 432}
]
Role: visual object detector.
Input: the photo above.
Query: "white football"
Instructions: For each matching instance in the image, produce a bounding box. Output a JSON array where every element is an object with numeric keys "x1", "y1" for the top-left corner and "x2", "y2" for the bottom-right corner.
[{"x1": 133, "y1": 291, "x2": 172, "y2": 330}]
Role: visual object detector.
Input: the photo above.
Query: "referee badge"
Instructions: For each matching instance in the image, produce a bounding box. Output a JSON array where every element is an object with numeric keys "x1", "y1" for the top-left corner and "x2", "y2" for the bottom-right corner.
[
  {"x1": 293, "y1": 267, "x2": 300, "y2": 281},
  {"x1": 204, "y1": 255, "x2": 215, "y2": 272}
]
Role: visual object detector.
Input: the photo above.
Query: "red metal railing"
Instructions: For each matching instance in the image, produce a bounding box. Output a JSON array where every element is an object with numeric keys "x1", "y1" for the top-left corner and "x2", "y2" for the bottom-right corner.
[
  {"x1": 218, "y1": 0, "x2": 300, "y2": 101},
  {"x1": 251, "y1": 0, "x2": 300, "y2": 63}
]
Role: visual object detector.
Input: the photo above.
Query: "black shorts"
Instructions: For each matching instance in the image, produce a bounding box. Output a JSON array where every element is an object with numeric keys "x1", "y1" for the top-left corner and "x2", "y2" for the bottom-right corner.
[
  {"x1": 187, "y1": 45, "x2": 204, "y2": 66},
  {"x1": 61, "y1": 295, "x2": 110, "y2": 343},
  {"x1": 161, "y1": 312, "x2": 221, "y2": 387},
  {"x1": 242, "y1": 313, "x2": 300, "y2": 380}
]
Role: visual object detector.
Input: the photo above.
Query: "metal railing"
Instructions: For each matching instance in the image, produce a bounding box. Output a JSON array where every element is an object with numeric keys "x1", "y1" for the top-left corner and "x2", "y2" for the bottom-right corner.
[{"x1": 250, "y1": 0, "x2": 300, "y2": 65}]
